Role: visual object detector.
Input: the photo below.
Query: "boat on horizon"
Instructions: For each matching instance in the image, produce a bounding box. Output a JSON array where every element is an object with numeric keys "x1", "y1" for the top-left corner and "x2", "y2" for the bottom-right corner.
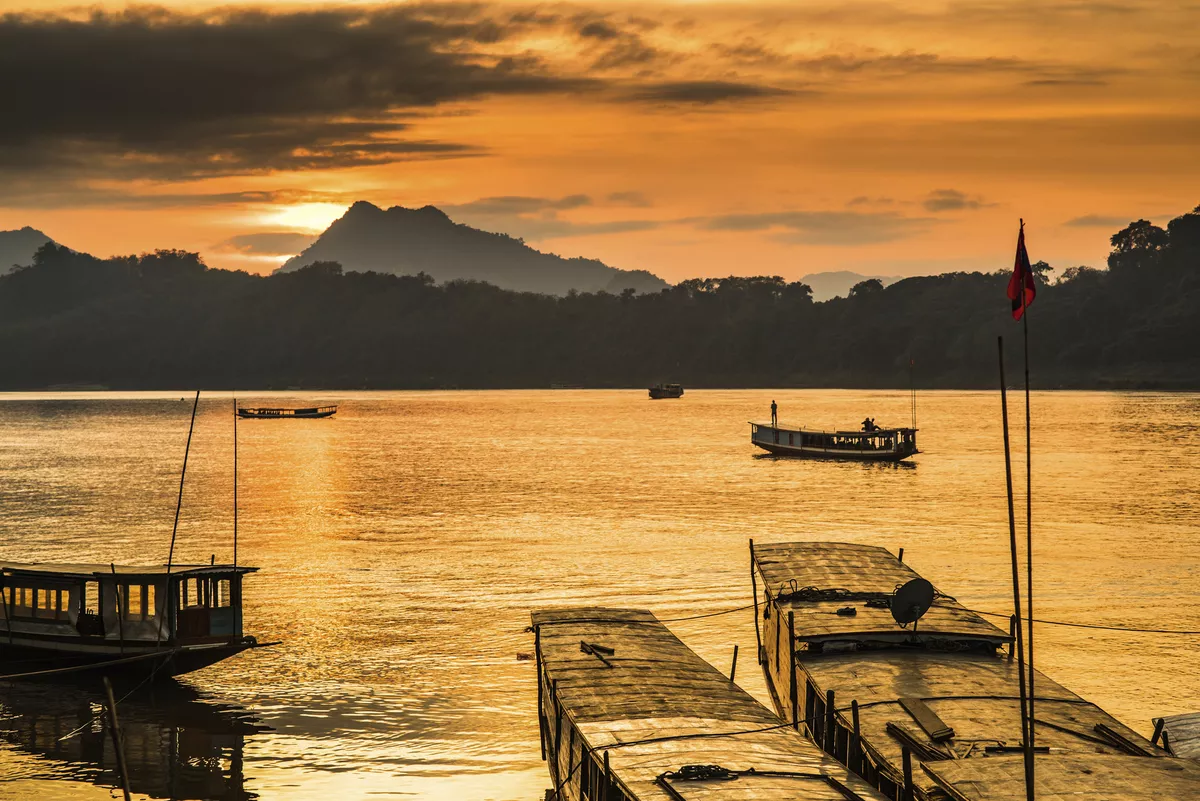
[
  {"x1": 750, "y1": 421, "x2": 918, "y2": 461},
  {"x1": 648, "y1": 382, "x2": 684, "y2": 399},
  {"x1": 237, "y1": 404, "x2": 337, "y2": 419},
  {"x1": 0, "y1": 561, "x2": 269, "y2": 680}
]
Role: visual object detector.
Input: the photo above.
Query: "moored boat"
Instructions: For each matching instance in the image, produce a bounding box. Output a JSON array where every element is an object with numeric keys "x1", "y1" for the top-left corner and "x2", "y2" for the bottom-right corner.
[
  {"x1": 237, "y1": 404, "x2": 336, "y2": 419},
  {"x1": 751, "y1": 541, "x2": 1200, "y2": 800},
  {"x1": 532, "y1": 607, "x2": 889, "y2": 801},
  {"x1": 648, "y1": 383, "x2": 684, "y2": 399},
  {"x1": 750, "y1": 423, "x2": 917, "y2": 461},
  {"x1": 0, "y1": 562, "x2": 268, "y2": 679}
]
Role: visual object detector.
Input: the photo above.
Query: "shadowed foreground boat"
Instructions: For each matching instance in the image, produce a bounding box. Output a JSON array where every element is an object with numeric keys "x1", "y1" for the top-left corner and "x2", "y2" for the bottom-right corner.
[
  {"x1": 750, "y1": 424, "x2": 917, "y2": 462},
  {"x1": 751, "y1": 541, "x2": 1200, "y2": 800},
  {"x1": 532, "y1": 607, "x2": 889, "y2": 801},
  {"x1": 0, "y1": 562, "x2": 270, "y2": 680}
]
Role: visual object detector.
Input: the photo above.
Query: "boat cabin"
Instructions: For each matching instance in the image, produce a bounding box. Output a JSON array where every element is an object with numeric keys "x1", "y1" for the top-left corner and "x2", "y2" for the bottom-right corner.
[{"x1": 0, "y1": 563, "x2": 256, "y2": 646}]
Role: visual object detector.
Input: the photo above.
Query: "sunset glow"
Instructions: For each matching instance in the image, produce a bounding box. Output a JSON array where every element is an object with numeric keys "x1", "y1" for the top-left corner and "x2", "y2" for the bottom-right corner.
[{"x1": 0, "y1": 0, "x2": 1196, "y2": 280}]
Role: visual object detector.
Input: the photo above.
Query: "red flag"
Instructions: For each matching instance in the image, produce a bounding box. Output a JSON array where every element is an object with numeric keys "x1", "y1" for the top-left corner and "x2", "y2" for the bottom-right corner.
[{"x1": 1007, "y1": 221, "x2": 1036, "y2": 321}]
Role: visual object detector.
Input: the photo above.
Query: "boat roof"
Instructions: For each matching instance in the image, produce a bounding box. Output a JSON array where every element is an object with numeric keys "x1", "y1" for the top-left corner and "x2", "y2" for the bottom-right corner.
[
  {"x1": 750, "y1": 423, "x2": 917, "y2": 435},
  {"x1": 1155, "y1": 712, "x2": 1200, "y2": 759},
  {"x1": 532, "y1": 607, "x2": 889, "y2": 801},
  {"x1": 753, "y1": 541, "x2": 1008, "y2": 644},
  {"x1": 923, "y1": 753, "x2": 1200, "y2": 800},
  {"x1": 0, "y1": 562, "x2": 258, "y2": 580}
]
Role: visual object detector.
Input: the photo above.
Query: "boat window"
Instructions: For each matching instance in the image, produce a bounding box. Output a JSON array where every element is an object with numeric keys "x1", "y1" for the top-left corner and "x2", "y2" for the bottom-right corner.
[
  {"x1": 122, "y1": 584, "x2": 156, "y2": 621},
  {"x1": 216, "y1": 579, "x2": 232, "y2": 608},
  {"x1": 83, "y1": 581, "x2": 99, "y2": 615}
]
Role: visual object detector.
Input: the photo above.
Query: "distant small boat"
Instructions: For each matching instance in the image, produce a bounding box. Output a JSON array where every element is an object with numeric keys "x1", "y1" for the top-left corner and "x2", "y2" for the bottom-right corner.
[
  {"x1": 648, "y1": 383, "x2": 684, "y2": 399},
  {"x1": 750, "y1": 422, "x2": 918, "y2": 461},
  {"x1": 237, "y1": 405, "x2": 337, "y2": 419},
  {"x1": 550, "y1": 383, "x2": 584, "y2": 390}
]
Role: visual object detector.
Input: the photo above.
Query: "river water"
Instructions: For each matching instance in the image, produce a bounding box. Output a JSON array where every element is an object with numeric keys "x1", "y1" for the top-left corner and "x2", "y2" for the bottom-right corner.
[{"x1": 0, "y1": 389, "x2": 1197, "y2": 800}]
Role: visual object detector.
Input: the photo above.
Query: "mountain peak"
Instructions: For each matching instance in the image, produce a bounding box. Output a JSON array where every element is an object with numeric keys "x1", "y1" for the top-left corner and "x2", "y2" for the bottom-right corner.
[
  {"x1": 277, "y1": 202, "x2": 668, "y2": 296},
  {"x1": 0, "y1": 227, "x2": 57, "y2": 276}
]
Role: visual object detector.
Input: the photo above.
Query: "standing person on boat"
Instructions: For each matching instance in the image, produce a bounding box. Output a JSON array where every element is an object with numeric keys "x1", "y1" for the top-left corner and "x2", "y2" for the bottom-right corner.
[{"x1": 771, "y1": 399, "x2": 778, "y2": 428}]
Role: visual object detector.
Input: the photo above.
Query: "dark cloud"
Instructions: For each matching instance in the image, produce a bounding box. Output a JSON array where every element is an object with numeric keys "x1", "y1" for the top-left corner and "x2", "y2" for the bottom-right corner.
[
  {"x1": 0, "y1": 6, "x2": 591, "y2": 182},
  {"x1": 0, "y1": 185, "x2": 355, "y2": 211},
  {"x1": 1064, "y1": 213, "x2": 1133, "y2": 227},
  {"x1": 698, "y1": 210, "x2": 932, "y2": 245},
  {"x1": 626, "y1": 80, "x2": 796, "y2": 104},
  {"x1": 572, "y1": 14, "x2": 664, "y2": 70},
  {"x1": 923, "y1": 189, "x2": 985, "y2": 212},
  {"x1": 215, "y1": 232, "x2": 318, "y2": 255},
  {"x1": 793, "y1": 50, "x2": 1120, "y2": 86}
]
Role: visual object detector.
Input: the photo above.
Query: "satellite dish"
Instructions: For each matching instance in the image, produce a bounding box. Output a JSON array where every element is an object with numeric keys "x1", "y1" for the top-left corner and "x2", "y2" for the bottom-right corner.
[{"x1": 891, "y1": 578, "x2": 935, "y2": 629}]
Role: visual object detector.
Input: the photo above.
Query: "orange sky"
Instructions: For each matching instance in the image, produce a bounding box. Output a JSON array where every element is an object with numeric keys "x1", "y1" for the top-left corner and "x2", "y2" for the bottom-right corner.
[{"x1": 0, "y1": 0, "x2": 1197, "y2": 282}]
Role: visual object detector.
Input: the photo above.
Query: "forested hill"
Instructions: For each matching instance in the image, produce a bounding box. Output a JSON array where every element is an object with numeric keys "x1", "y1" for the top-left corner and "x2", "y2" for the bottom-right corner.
[{"x1": 0, "y1": 209, "x2": 1197, "y2": 390}]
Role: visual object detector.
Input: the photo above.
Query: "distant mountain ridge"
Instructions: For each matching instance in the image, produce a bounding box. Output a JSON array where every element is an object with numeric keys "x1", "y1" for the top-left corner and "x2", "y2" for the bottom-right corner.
[
  {"x1": 0, "y1": 227, "x2": 55, "y2": 275},
  {"x1": 801, "y1": 271, "x2": 903, "y2": 302},
  {"x1": 277, "y1": 201, "x2": 669, "y2": 296}
]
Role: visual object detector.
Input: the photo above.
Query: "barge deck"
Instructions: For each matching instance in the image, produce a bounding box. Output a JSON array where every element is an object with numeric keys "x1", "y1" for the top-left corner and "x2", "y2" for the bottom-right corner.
[
  {"x1": 532, "y1": 607, "x2": 890, "y2": 801},
  {"x1": 751, "y1": 541, "x2": 1200, "y2": 800}
]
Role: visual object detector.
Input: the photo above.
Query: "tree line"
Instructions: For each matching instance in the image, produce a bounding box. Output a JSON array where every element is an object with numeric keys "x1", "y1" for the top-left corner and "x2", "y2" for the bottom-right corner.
[{"x1": 1, "y1": 208, "x2": 1197, "y2": 389}]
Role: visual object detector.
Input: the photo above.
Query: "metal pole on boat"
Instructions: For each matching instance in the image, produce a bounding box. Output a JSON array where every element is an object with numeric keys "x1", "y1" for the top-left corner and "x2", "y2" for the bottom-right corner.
[
  {"x1": 1021, "y1": 267, "x2": 1036, "y2": 777},
  {"x1": 729, "y1": 644, "x2": 739, "y2": 683},
  {"x1": 159, "y1": 390, "x2": 200, "y2": 645},
  {"x1": 999, "y1": 336, "x2": 1034, "y2": 801},
  {"x1": 102, "y1": 676, "x2": 133, "y2": 801},
  {"x1": 233, "y1": 395, "x2": 238, "y2": 567},
  {"x1": 788, "y1": 611, "x2": 798, "y2": 730}
]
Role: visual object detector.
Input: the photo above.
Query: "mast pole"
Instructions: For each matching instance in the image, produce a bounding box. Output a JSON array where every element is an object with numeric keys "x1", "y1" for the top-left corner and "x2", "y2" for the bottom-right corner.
[
  {"x1": 233, "y1": 395, "x2": 238, "y2": 567},
  {"x1": 998, "y1": 337, "x2": 1033, "y2": 800},
  {"x1": 158, "y1": 391, "x2": 200, "y2": 644},
  {"x1": 1021, "y1": 223, "x2": 1036, "y2": 783}
]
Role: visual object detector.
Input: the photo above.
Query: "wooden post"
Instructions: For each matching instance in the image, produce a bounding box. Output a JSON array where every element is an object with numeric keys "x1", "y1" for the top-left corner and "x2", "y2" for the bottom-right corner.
[
  {"x1": 750, "y1": 539, "x2": 763, "y2": 664},
  {"x1": 111, "y1": 564, "x2": 125, "y2": 654},
  {"x1": 1009, "y1": 615, "x2": 1017, "y2": 661},
  {"x1": 901, "y1": 747, "x2": 914, "y2": 801},
  {"x1": 103, "y1": 677, "x2": 133, "y2": 801},
  {"x1": 603, "y1": 750, "x2": 611, "y2": 801},
  {"x1": 851, "y1": 700, "x2": 862, "y2": 773},
  {"x1": 1152, "y1": 718, "x2": 1165, "y2": 747},
  {"x1": 825, "y1": 689, "x2": 836, "y2": 756},
  {"x1": 898, "y1": 547, "x2": 904, "y2": 564},
  {"x1": 788, "y1": 611, "x2": 799, "y2": 730},
  {"x1": 729, "y1": 644, "x2": 739, "y2": 683},
  {"x1": 552, "y1": 679, "x2": 562, "y2": 782},
  {"x1": 535, "y1": 627, "x2": 546, "y2": 761}
]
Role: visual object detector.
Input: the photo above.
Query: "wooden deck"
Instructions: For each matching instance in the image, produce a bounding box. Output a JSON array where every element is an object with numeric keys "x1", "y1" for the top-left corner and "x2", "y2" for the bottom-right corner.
[
  {"x1": 1155, "y1": 712, "x2": 1200, "y2": 759},
  {"x1": 924, "y1": 753, "x2": 1200, "y2": 800},
  {"x1": 532, "y1": 607, "x2": 890, "y2": 801},
  {"x1": 752, "y1": 541, "x2": 1195, "y2": 800}
]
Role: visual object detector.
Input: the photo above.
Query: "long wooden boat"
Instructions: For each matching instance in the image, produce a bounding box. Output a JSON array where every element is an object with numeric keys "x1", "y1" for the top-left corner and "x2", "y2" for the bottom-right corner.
[
  {"x1": 532, "y1": 607, "x2": 890, "y2": 801},
  {"x1": 750, "y1": 424, "x2": 917, "y2": 462},
  {"x1": 648, "y1": 383, "x2": 684, "y2": 400},
  {"x1": 0, "y1": 562, "x2": 270, "y2": 679},
  {"x1": 236, "y1": 405, "x2": 336, "y2": 419},
  {"x1": 751, "y1": 541, "x2": 1200, "y2": 800}
]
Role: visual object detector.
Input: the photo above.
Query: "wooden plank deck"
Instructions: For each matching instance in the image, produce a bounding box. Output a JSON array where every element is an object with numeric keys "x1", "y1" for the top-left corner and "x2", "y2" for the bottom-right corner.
[
  {"x1": 753, "y1": 542, "x2": 1009, "y2": 644},
  {"x1": 753, "y1": 542, "x2": 1193, "y2": 801},
  {"x1": 1155, "y1": 712, "x2": 1200, "y2": 759},
  {"x1": 924, "y1": 753, "x2": 1200, "y2": 800},
  {"x1": 533, "y1": 607, "x2": 891, "y2": 801}
]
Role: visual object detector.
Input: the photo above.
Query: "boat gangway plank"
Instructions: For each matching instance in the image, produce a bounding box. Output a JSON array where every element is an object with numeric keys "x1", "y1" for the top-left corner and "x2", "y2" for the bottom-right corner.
[
  {"x1": 531, "y1": 607, "x2": 890, "y2": 801},
  {"x1": 752, "y1": 542, "x2": 1188, "y2": 800},
  {"x1": 1154, "y1": 712, "x2": 1200, "y2": 759}
]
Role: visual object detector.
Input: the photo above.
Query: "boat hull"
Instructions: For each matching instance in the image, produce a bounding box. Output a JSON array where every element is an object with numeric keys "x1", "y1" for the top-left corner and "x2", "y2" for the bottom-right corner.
[
  {"x1": 0, "y1": 639, "x2": 259, "y2": 681},
  {"x1": 648, "y1": 387, "x2": 684, "y2": 399},
  {"x1": 237, "y1": 408, "x2": 335, "y2": 419}
]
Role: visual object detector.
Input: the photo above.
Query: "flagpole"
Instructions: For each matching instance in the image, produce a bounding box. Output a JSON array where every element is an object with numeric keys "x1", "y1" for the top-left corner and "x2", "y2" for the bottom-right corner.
[
  {"x1": 998, "y1": 336, "x2": 1033, "y2": 801},
  {"x1": 1021, "y1": 221, "x2": 1035, "y2": 790}
]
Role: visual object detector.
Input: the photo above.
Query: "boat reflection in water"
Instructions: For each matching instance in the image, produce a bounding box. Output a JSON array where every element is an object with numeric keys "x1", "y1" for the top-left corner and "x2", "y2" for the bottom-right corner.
[{"x1": 0, "y1": 680, "x2": 267, "y2": 800}]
